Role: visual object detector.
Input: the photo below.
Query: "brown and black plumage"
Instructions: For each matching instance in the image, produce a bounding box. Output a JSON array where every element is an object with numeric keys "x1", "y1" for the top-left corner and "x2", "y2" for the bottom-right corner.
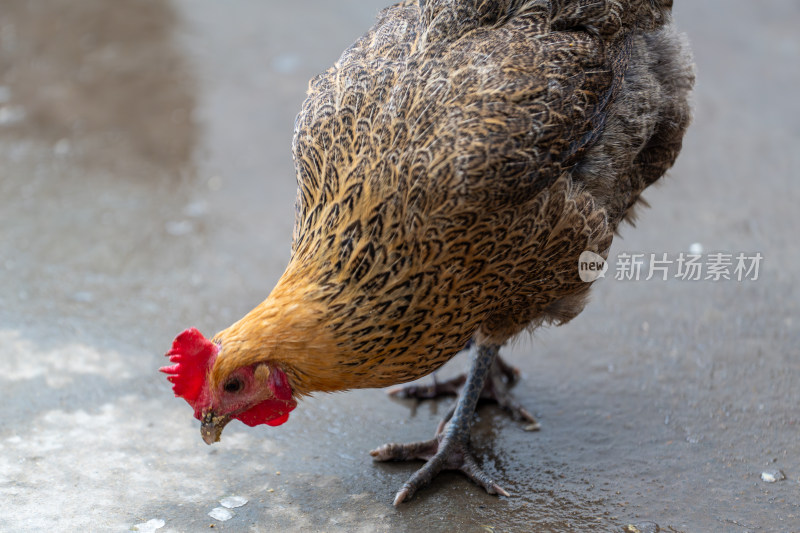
[{"x1": 164, "y1": 0, "x2": 694, "y2": 505}]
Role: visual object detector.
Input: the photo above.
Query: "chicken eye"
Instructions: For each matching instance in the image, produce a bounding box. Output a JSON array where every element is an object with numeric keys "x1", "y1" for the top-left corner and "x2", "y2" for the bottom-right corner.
[{"x1": 224, "y1": 378, "x2": 244, "y2": 394}]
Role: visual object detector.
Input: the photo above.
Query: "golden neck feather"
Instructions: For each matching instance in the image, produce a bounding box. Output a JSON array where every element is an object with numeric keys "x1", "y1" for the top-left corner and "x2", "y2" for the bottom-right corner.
[{"x1": 209, "y1": 262, "x2": 377, "y2": 397}]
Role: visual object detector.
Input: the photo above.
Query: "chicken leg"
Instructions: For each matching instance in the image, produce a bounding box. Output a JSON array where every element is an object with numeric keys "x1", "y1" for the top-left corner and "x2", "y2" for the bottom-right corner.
[
  {"x1": 387, "y1": 347, "x2": 539, "y2": 431},
  {"x1": 371, "y1": 344, "x2": 516, "y2": 504}
]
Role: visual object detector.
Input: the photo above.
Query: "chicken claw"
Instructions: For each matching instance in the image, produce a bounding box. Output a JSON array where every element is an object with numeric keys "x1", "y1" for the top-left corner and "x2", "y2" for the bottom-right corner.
[
  {"x1": 371, "y1": 432, "x2": 510, "y2": 505},
  {"x1": 387, "y1": 373, "x2": 466, "y2": 399},
  {"x1": 372, "y1": 344, "x2": 513, "y2": 503},
  {"x1": 388, "y1": 352, "x2": 540, "y2": 431}
]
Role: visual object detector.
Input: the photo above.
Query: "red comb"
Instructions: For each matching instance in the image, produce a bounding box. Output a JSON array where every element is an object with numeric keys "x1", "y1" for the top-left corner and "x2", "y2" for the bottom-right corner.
[{"x1": 160, "y1": 328, "x2": 218, "y2": 409}]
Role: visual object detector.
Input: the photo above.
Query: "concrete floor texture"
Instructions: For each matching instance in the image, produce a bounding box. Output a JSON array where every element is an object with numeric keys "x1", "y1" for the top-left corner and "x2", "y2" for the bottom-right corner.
[{"x1": 1, "y1": 1, "x2": 798, "y2": 531}]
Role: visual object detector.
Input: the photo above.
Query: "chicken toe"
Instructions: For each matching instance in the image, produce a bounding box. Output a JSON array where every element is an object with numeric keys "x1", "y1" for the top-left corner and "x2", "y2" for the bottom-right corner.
[
  {"x1": 371, "y1": 344, "x2": 512, "y2": 503},
  {"x1": 371, "y1": 432, "x2": 510, "y2": 505},
  {"x1": 388, "y1": 351, "x2": 539, "y2": 430}
]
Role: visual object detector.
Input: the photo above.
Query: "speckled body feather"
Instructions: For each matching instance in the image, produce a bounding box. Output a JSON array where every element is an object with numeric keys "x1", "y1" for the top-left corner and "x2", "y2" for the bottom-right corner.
[{"x1": 212, "y1": 0, "x2": 694, "y2": 396}]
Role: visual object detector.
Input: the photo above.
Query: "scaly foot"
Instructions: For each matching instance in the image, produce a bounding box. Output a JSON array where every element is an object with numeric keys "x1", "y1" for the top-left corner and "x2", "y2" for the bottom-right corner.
[
  {"x1": 373, "y1": 344, "x2": 517, "y2": 504},
  {"x1": 370, "y1": 431, "x2": 509, "y2": 505},
  {"x1": 388, "y1": 353, "x2": 540, "y2": 431}
]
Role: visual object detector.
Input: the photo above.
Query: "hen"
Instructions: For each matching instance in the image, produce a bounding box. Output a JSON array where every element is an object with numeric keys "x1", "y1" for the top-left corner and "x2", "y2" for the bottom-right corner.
[{"x1": 162, "y1": 0, "x2": 693, "y2": 504}]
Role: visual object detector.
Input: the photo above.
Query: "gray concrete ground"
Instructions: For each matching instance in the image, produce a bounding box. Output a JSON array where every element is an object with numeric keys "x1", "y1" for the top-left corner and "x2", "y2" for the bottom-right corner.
[{"x1": 1, "y1": 1, "x2": 798, "y2": 531}]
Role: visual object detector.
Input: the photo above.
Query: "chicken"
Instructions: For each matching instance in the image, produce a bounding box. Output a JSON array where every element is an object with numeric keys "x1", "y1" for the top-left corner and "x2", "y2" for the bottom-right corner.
[{"x1": 162, "y1": 0, "x2": 694, "y2": 505}]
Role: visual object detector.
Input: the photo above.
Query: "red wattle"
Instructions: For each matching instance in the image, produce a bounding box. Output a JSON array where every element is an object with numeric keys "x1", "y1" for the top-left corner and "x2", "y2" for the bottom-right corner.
[
  {"x1": 266, "y1": 412, "x2": 290, "y2": 426},
  {"x1": 235, "y1": 398, "x2": 296, "y2": 427}
]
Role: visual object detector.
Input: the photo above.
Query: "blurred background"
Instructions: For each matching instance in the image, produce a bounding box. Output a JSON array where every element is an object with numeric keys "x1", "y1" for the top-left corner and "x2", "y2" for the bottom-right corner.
[{"x1": 0, "y1": 1, "x2": 798, "y2": 531}]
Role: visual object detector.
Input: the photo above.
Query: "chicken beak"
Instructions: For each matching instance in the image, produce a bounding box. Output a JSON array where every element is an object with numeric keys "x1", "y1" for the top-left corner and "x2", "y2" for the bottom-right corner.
[{"x1": 200, "y1": 410, "x2": 231, "y2": 445}]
